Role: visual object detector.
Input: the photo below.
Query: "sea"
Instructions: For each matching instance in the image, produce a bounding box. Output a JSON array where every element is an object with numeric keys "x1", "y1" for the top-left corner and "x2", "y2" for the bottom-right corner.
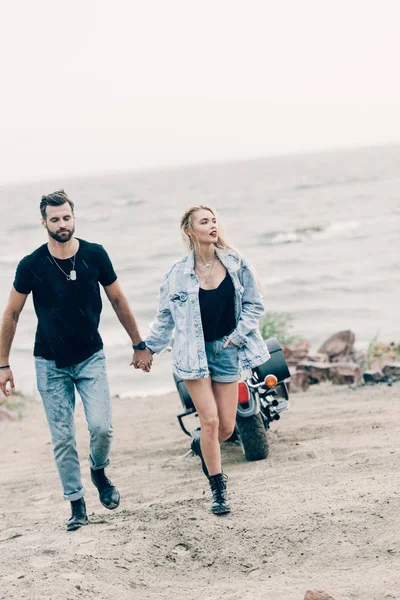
[{"x1": 1, "y1": 144, "x2": 399, "y2": 399}]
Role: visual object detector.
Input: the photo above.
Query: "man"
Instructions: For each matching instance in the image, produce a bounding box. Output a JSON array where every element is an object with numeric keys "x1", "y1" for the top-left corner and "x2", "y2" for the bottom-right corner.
[{"x1": 0, "y1": 190, "x2": 153, "y2": 531}]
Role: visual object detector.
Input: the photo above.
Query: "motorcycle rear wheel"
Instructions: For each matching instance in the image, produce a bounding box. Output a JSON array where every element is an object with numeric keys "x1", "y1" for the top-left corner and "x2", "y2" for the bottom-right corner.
[{"x1": 236, "y1": 413, "x2": 269, "y2": 461}]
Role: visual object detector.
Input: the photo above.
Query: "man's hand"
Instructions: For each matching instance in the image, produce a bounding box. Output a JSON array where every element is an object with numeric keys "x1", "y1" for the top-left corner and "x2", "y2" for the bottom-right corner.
[
  {"x1": 130, "y1": 349, "x2": 153, "y2": 372},
  {"x1": 0, "y1": 289, "x2": 27, "y2": 397},
  {"x1": 0, "y1": 368, "x2": 15, "y2": 397}
]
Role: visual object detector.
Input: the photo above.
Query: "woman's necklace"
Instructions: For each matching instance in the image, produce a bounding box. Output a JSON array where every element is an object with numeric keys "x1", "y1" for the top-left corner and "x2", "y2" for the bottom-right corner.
[
  {"x1": 49, "y1": 249, "x2": 77, "y2": 281},
  {"x1": 196, "y1": 253, "x2": 216, "y2": 269},
  {"x1": 196, "y1": 256, "x2": 217, "y2": 286}
]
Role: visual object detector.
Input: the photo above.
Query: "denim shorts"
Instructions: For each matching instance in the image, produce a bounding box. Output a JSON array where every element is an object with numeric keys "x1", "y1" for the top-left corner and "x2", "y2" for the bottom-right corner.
[{"x1": 204, "y1": 337, "x2": 240, "y2": 383}]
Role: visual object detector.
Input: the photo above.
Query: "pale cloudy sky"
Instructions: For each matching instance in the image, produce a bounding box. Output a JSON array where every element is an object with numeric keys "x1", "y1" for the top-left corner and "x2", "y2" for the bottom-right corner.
[{"x1": 1, "y1": 0, "x2": 399, "y2": 184}]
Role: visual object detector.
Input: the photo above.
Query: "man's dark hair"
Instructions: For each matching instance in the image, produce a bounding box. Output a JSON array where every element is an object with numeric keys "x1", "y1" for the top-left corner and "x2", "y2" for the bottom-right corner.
[{"x1": 40, "y1": 189, "x2": 75, "y2": 219}]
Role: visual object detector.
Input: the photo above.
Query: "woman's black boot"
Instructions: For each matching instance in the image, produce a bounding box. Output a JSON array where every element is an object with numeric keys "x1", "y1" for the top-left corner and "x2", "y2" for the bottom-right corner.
[{"x1": 208, "y1": 473, "x2": 231, "y2": 515}]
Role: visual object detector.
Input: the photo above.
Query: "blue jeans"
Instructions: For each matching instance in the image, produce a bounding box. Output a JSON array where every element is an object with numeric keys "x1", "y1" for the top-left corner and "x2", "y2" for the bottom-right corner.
[{"x1": 35, "y1": 350, "x2": 113, "y2": 501}]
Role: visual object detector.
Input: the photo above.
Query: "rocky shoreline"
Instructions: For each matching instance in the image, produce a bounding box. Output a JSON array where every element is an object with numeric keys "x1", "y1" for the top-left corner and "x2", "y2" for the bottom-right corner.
[{"x1": 284, "y1": 329, "x2": 400, "y2": 393}]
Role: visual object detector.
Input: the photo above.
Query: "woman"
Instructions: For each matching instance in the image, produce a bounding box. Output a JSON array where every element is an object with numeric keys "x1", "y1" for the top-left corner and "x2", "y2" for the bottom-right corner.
[{"x1": 143, "y1": 205, "x2": 270, "y2": 515}]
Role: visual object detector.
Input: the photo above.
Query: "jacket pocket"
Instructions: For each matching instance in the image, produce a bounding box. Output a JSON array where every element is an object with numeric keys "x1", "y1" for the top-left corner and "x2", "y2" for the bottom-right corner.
[{"x1": 170, "y1": 291, "x2": 189, "y2": 306}]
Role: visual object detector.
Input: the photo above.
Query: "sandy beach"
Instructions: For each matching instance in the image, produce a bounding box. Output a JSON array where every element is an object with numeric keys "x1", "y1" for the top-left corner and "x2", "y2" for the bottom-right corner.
[{"x1": 1, "y1": 381, "x2": 399, "y2": 600}]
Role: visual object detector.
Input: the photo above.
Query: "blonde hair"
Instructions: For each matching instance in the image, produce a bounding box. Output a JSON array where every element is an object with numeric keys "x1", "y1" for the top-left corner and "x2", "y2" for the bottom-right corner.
[{"x1": 180, "y1": 205, "x2": 237, "y2": 256}]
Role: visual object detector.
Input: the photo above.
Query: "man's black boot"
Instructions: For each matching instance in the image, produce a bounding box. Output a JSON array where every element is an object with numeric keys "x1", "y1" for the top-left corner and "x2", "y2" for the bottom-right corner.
[
  {"x1": 191, "y1": 436, "x2": 209, "y2": 477},
  {"x1": 209, "y1": 473, "x2": 231, "y2": 515},
  {"x1": 90, "y1": 468, "x2": 120, "y2": 509},
  {"x1": 67, "y1": 497, "x2": 89, "y2": 531}
]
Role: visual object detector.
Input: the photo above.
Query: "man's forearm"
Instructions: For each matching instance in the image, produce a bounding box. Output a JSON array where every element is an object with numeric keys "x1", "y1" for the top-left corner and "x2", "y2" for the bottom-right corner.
[
  {"x1": 0, "y1": 313, "x2": 18, "y2": 364},
  {"x1": 110, "y1": 295, "x2": 142, "y2": 346}
]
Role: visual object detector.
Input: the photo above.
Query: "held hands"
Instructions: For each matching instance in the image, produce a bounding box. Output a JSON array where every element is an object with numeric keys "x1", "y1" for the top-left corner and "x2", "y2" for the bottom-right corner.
[
  {"x1": 130, "y1": 348, "x2": 153, "y2": 373},
  {"x1": 130, "y1": 340, "x2": 233, "y2": 373},
  {"x1": 0, "y1": 368, "x2": 15, "y2": 397}
]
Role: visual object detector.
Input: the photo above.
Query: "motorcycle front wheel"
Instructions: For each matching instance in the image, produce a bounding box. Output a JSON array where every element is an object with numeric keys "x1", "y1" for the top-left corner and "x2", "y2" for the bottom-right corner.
[{"x1": 236, "y1": 413, "x2": 269, "y2": 461}]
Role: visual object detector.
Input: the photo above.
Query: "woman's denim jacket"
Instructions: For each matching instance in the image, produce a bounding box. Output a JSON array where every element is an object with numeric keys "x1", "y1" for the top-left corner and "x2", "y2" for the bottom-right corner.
[{"x1": 145, "y1": 248, "x2": 270, "y2": 380}]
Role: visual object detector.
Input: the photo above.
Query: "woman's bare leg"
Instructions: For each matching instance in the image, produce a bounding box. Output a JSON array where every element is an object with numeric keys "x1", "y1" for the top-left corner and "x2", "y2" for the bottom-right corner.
[
  {"x1": 184, "y1": 377, "x2": 221, "y2": 476},
  {"x1": 212, "y1": 381, "x2": 238, "y2": 442}
]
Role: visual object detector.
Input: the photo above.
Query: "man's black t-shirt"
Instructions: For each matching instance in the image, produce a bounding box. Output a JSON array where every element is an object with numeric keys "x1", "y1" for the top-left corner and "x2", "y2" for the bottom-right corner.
[{"x1": 13, "y1": 239, "x2": 117, "y2": 368}]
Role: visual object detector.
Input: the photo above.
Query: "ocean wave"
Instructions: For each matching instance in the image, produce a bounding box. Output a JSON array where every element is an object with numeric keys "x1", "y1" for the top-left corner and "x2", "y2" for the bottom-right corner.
[
  {"x1": 260, "y1": 221, "x2": 361, "y2": 245},
  {"x1": 78, "y1": 211, "x2": 110, "y2": 223},
  {"x1": 114, "y1": 198, "x2": 144, "y2": 207},
  {"x1": 8, "y1": 223, "x2": 37, "y2": 233},
  {"x1": 147, "y1": 250, "x2": 182, "y2": 261},
  {"x1": 321, "y1": 221, "x2": 360, "y2": 236},
  {"x1": 117, "y1": 264, "x2": 146, "y2": 274},
  {"x1": 261, "y1": 274, "x2": 294, "y2": 286},
  {"x1": 294, "y1": 175, "x2": 379, "y2": 191},
  {"x1": 115, "y1": 385, "x2": 175, "y2": 400}
]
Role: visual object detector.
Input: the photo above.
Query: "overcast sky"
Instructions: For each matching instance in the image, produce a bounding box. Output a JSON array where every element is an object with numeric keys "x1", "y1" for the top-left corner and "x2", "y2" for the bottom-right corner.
[{"x1": 1, "y1": 0, "x2": 399, "y2": 184}]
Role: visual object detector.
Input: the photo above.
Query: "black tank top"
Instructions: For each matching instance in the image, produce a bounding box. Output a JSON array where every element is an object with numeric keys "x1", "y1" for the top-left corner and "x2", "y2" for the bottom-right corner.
[{"x1": 199, "y1": 272, "x2": 236, "y2": 342}]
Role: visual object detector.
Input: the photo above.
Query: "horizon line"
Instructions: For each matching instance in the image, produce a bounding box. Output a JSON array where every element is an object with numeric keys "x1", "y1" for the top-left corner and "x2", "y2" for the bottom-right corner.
[{"x1": 1, "y1": 139, "x2": 399, "y2": 189}]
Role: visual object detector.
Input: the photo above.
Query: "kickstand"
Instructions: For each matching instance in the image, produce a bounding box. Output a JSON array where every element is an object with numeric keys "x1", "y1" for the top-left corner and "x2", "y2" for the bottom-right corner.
[{"x1": 180, "y1": 449, "x2": 194, "y2": 459}]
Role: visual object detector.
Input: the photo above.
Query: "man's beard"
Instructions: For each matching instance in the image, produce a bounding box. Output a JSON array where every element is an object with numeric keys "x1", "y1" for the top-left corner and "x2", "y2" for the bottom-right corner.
[{"x1": 47, "y1": 225, "x2": 75, "y2": 243}]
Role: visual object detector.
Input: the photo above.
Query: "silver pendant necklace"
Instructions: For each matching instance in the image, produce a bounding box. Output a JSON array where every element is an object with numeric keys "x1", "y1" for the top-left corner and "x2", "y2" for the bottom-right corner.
[
  {"x1": 196, "y1": 253, "x2": 216, "y2": 269},
  {"x1": 49, "y1": 249, "x2": 77, "y2": 281},
  {"x1": 196, "y1": 256, "x2": 217, "y2": 285}
]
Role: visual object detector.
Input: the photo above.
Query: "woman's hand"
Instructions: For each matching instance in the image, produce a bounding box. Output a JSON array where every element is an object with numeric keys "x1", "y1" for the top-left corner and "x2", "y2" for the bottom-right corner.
[{"x1": 223, "y1": 338, "x2": 236, "y2": 348}]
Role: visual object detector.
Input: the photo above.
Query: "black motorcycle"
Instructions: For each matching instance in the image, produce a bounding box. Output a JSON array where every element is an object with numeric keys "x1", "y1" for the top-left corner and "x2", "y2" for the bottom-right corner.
[{"x1": 174, "y1": 337, "x2": 290, "y2": 461}]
